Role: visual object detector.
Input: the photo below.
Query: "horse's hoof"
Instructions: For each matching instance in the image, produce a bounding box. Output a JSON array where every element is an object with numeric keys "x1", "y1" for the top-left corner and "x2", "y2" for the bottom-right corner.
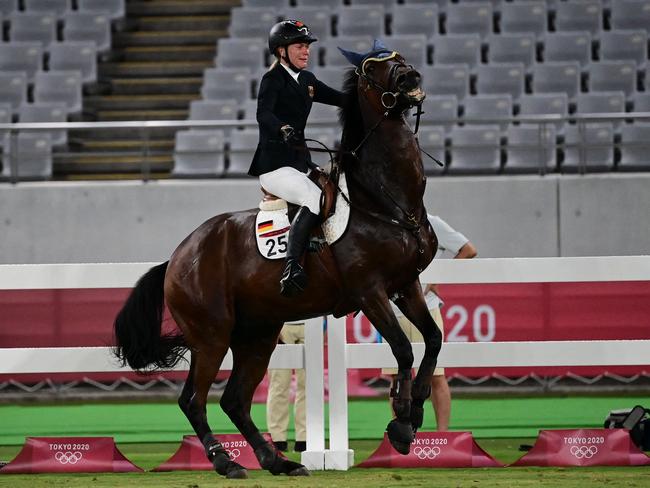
[
  {"x1": 387, "y1": 419, "x2": 414, "y2": 455},
  {"x1": 226, "y1": 467, "x2": 248, "y2": 479},
  {"x1": 288, "y1": 466, "x2": 311, "y2": 476}
]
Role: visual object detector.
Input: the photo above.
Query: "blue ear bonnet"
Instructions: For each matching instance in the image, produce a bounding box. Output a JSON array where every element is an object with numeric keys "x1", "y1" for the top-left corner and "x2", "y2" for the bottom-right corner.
[{"x1": 337, "y1": 39, "x2": 393, "y2": 68}]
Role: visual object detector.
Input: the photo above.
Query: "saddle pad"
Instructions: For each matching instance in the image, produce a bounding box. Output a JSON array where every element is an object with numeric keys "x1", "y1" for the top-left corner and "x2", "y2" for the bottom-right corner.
[{"x1": 255, "y1": 173, "x2": 350, "y2": 260}]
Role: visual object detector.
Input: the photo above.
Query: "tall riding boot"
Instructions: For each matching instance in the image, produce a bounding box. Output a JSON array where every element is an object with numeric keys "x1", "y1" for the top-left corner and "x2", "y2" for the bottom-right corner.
[{"x1": 280, "y1": 206, "x2": 320, "y2": 297}]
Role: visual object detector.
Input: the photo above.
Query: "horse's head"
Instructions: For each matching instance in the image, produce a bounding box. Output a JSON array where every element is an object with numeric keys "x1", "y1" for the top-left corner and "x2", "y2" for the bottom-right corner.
[{"x1": 356, "y1": 51, "x2": 425, "y2": 114}]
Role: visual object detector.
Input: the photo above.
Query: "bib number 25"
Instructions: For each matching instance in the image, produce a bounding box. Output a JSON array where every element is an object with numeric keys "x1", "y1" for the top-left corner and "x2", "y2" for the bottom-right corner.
[{"x1": 265, "y1": 234, "x2": 288, "y2": 257}]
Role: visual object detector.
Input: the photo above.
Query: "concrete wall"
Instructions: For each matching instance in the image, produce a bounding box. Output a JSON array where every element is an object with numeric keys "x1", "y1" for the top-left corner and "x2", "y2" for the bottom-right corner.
[{"x1": 1, "y1": 174, "x2": 648, "y2": 263}]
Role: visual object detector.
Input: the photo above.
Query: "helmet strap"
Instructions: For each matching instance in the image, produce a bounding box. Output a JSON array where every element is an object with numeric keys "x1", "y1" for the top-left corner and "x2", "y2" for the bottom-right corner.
[{"x1": 280, "y1": 46, "x2": 303, "y2": 72}]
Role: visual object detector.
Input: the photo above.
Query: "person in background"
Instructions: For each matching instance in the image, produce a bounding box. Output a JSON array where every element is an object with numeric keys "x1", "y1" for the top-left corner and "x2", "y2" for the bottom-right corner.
[
  {"x1": 384, "y1": 214, "x2": 477, "y2": 430},
  {"x1": 266, "y1": 321, "x2": 307, "y2": 453}
]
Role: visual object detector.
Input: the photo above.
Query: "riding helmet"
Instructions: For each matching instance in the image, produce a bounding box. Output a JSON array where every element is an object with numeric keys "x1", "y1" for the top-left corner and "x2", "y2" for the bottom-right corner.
[{"x1": 268, "y1": 20, "x2": 318, "y2": 54}]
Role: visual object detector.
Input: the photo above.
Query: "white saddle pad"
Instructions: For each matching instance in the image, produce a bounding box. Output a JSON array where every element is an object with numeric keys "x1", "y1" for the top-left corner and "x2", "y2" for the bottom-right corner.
[{"x1": 255, "y1": 173, "x2": 350, "y2": 260}]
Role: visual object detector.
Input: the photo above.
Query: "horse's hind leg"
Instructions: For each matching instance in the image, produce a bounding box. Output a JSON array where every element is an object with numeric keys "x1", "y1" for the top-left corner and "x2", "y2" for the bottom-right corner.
[
  {"x1": 220, "y1": 322, "x2": 309, "y2": 477},
  {"x1": 178, "y1": 347, "x2": 248, "y2": 479}
]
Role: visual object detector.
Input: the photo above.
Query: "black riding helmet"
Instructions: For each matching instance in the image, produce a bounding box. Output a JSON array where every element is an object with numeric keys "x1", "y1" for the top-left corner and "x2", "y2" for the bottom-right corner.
[{"x1": 268, "y1": 20, "x2": 317, "y2": 55}]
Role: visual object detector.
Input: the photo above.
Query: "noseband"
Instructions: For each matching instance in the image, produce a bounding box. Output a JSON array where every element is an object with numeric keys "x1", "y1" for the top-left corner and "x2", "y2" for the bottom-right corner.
[{"x1": 355, "y1": 51, "x2": 418, "y2": 110}]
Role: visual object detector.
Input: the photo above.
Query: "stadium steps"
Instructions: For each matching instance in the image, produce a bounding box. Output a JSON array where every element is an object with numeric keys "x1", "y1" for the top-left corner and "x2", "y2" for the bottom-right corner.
[{"x1": 63, "y1": 0, "x2": 237, "y2": 179}]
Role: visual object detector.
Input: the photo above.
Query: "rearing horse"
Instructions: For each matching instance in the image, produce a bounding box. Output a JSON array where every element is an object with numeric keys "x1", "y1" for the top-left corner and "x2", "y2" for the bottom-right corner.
[{"x1": 114, "y1": 50, "x2": 440, "y2": 478}]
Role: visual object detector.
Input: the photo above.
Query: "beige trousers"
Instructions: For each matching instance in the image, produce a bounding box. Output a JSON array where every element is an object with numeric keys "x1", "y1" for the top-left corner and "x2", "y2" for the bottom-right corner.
[
  {"x1": 381, "y1": 307, "x2": 445, "y2": 376},
  {"x1": 266, "y1": 323, "x2": 306, "y2": 442}
]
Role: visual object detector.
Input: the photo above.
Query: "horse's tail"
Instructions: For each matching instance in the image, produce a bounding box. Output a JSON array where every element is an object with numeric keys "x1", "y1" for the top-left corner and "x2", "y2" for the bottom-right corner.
[{"x1": 113, "y1": 261, "x2": 187, "y2": 371}]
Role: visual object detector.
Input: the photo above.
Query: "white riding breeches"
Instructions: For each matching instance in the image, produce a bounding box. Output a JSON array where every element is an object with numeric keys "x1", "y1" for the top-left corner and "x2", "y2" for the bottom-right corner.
[{"x1": 259, "y1": 166, "x2": 321, "y2": 215}]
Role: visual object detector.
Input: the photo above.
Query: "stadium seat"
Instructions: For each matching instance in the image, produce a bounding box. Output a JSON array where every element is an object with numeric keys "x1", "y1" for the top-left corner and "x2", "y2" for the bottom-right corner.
[
  {"x1": 599, "y1": 30, "x2": 647, "y2": 68},
  {"x1": 532, "y1": 62, "x2": 581, "y2": 100},
  {"x1": 229, "y1": 7, "x2": 279, "y2": 38},
  {"x1": 0, "y1": 0, "x2": 18, "y2": 15},
  {"x1": 632, "y1": 92, "x2": 650, "y2": 112},
  {"x1": 33, "y1": 70, "x2": 83, "y2": 114},
  {"x1": 303, "y1": 127, "x2": 337, "y2": 167},
  {"x1": 413, "y1": 94, "x2": 458, "y2": 132},
  {"x1": 391, "y1": 4, "x2": 438, "y2": 38},
  {"x1": 1, "y1": 132, "x2": 52, "y2": 180},
  {"x1": 562, "y1": 123, "x2": 614, "y2": 172},
  {"x1": 518, "y1": 93, "x2": 569, "y2": 132},
  {"x1": 215, "y1": 38, "x2": 266, "y2": 72},
  {"x1": 384, "y1": 35, "x2": 427, "y2": 68},
  {"x1": 336, "y1": 6, "x2": 385, "y2": 38},
  {"x1": 228, "y1": 129, "x2": 259, "y2": 175},
  {"x1": 416, "y1": 125, "x2": 446, "y2": 174},
  {"x1": 313, "y1": 66, "x2": 346, "y2": 91},
  {"x1": 9, "y1": 12, "x2": 57, "y2": 48},
  {"x1": 201, "y1": 68, "x2": 251, "y2": 103},
  {"x1": 500, "y1": 1, "x2": 547, "y2": 39},
  {"x1": 188, "y1": 99, "x2": 239, "y2": 133},
  {"x1": 619, "y1": 122, "x2": 650, "y2": 170},
  {"x1": 476, "y1": 63, "x2": 525, "y2": 99},
  {"x1": 307, "y1": 103, "x2": 338, "y2": 125},
  {"x1": 0, "y1": 72, "x2": 28, "y2": 113},
  {"x1": 445, "y1": 3, "x2": 493, "y2": 38},
  {"x1": 295, "y1": 0, "x2": 343, "y2": 9},
  {"x1": 24, "y1": 0, "x2": 71, "y2": 17},
  {"x1": 0, "y1": 42, "x2": 43, "y2": 83},
  {"x1": 463, "y1": 94, "x2": 513, "y2": 130},
  {"x1": 448, "y1": 125, "x2": 501, "y2": 174},
  {"x1": 18, "y1": 102, "x2": 68, "y2": 146},
  {"x1": 349, "y1": 0, "x2": 395, "y2": 11},
  {"x1": 420, "y1": 64, "x2": 470, "y2": 100},
  {"x1": 77, "y1": 0, "x2": 125, "y2": 20},
  {"x1": 487, "y1": 34, "x2": 536, "y2": 70},
  {"x1": 543, "y1": 31, "x2": 592, "y2": 67},
  {"x1": 611, "y1": 0, "x2": 650, "y2": 33},
  {"x1": 282, "y1": 7, "x2": 332, "y2": 40},
  {"x1": 48, "y1": 42, "x2": 97, "y2": 84},
  {"x1": 63, "y1": 13, "x2": 111, "y2": 52},
  {"x1": 431, "y1": 34, "x2": 481, "y2": 71},
  {"x1": 575, "y1": 91, "x2": 626, "y2": 129},
  {"x1": 0, "y1": 103, "x2": 11, "y2": 141},
  {"x1": 241, "y1": 99, "x2": 258, "y2": 120},
  {"x1": 322, "y1": 36, "x2": 372, "y2": 67},
  {"x1": 504, "y1": 124, "x2": 556, "y2": 174},
  {"x1": 588, "y1": 61, "x2": 637, "y2": 97},
  {"x1": 243, "y1": 0, "x2": 289, "y2": 8},
  {"x1": 555, "y1": 1, "x2": 602, "y2": 37},
  {"x1": 173, "y1": 129, "x2": 225, "y2": 177}
]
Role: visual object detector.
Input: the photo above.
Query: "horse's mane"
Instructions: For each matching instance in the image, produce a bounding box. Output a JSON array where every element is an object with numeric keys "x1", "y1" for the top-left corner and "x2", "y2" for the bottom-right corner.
[{"x1": 338, "y1": 69, "x2": 363, "y2": 162}]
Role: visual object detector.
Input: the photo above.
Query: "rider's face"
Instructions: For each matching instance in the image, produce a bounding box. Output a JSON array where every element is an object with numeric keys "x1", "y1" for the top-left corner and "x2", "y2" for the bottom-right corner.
[{"x1": 283, "y1": 43, "x2": 310, "y2": 70}]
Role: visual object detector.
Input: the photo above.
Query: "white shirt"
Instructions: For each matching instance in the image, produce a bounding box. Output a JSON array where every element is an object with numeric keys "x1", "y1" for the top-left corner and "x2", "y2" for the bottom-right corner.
[
  {"x1": 391, "y1": 214, "x2": 469, "y2": 316},
  {"x1": 280, "y1": 62, "x2": 300, "y2": 83}
]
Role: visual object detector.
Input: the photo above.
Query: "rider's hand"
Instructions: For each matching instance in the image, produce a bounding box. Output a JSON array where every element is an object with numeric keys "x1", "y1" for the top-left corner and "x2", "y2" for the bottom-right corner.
[{"x1": 280, "y1": 125, "x2": 300, "y2": 144}]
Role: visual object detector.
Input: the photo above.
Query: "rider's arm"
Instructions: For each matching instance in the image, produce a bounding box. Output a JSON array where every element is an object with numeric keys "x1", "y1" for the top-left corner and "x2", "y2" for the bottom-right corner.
[
  {"x1": 313, "y1": 79, "x2": 347, "y2": 107},
  {"x1": 256, "y1": 72, "x2": 286, "y2": 137}
]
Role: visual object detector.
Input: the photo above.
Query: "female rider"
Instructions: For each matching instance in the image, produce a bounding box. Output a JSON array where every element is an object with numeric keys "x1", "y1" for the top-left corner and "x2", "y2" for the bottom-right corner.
[{"x1": 248, "y1": 20, "x2": 346, "y2": 297}]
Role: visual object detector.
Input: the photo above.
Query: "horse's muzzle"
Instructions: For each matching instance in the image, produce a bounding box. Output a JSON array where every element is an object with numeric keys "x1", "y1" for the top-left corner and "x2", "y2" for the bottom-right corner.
[{"x1": 396, "y1": 70, "x2": 425, "y2": 105}]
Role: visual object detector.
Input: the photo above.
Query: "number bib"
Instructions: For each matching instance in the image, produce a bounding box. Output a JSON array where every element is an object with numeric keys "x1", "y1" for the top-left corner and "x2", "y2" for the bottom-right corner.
[{"x1": 255, "y1": 207, "x2": 291, "y2": 260}]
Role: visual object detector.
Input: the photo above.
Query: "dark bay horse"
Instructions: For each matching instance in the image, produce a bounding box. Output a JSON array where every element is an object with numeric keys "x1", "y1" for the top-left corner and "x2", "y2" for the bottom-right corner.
[{"x1": 114, "y1": 51, "x2": 441, "y2": 478}]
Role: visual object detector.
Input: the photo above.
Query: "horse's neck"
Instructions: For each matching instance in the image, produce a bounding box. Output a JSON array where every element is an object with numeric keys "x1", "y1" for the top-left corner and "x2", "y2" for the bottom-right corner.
[{"x1": 347, "y1": 112, "x2": 425, "y2": 215}]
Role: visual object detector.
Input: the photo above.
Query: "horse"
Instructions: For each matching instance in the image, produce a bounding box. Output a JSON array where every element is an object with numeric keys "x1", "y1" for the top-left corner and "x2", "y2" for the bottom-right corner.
[{"x1": 113, "y1": 50, "x2": 441, "y2": 479}]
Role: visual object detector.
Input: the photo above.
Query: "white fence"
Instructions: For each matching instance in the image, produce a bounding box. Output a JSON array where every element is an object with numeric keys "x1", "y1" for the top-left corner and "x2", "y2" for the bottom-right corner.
[{"x1": 1, "y1": 257, "x2": 650, "y2": 470}]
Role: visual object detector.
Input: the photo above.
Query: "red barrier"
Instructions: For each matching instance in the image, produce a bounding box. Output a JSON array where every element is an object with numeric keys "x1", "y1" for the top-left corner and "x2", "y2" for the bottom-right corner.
[
  {"x1": 357, "y1": 431, "x2": 503, "y2": 468},
  {"x1": 0, "y1": 437, "x2": 141, "y2": 474},
  {"x1": 511, "y1": 429, "x2": 650, "y2": 467},
  {"x1": 153, "y1": 434, "x2": 271, "y2": 471}
]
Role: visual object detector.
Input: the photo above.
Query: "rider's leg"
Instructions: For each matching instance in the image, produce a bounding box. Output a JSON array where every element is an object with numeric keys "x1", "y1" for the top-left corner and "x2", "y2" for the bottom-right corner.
[{"x1": 259, "y1": 167, "x2": 321, "y2": 296}]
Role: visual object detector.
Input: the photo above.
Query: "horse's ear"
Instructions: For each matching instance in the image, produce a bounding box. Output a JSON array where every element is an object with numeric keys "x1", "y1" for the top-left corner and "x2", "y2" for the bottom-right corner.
[
  {"x1": 337, "y1": 46, "x2": 364, "y2": 68},
  {"x1": 371, "y1": 39, "x2": 389, "y2": 52}
]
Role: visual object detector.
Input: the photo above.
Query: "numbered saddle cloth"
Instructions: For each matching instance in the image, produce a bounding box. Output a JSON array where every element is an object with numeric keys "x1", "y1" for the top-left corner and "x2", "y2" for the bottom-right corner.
[{"x1": 255, "y1": 173, "x2": 350, "y2": 260}]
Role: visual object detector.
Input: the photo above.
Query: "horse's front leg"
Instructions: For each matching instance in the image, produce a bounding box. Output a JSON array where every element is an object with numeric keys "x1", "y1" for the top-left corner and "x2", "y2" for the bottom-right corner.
[
  {"x1": 360, "y1": 289, "x2": 415, "y2": 454},
  {"x1": 393, "y1": 280, "x2": 443, "y2": 434}
]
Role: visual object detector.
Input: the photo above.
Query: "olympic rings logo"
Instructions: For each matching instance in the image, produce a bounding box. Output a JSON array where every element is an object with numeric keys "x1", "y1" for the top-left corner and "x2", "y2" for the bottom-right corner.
[
  {"x1": 227, "y1": 449, "x2": 241, "y2": 460},
  {"x1": 570, "y1": 445, "x2": 598, "y2": 459},
  {"x1": 54, "y1": 451, "x2": 83, "y2": 464},
  {"x1": 413, "y1": 446, "x2": 441, "y2": 460}
]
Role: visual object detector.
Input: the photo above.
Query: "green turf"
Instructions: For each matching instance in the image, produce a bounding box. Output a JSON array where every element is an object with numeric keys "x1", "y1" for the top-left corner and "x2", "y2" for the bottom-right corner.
[{"x1": 0, "y1": 396, "x2": 648, "y2": 446}]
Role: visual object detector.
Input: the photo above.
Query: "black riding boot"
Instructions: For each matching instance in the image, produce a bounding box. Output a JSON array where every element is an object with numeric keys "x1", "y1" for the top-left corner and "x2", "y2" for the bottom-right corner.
[{"x1": 280, "y1": 206, "x2": 320, "y2": 297}]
